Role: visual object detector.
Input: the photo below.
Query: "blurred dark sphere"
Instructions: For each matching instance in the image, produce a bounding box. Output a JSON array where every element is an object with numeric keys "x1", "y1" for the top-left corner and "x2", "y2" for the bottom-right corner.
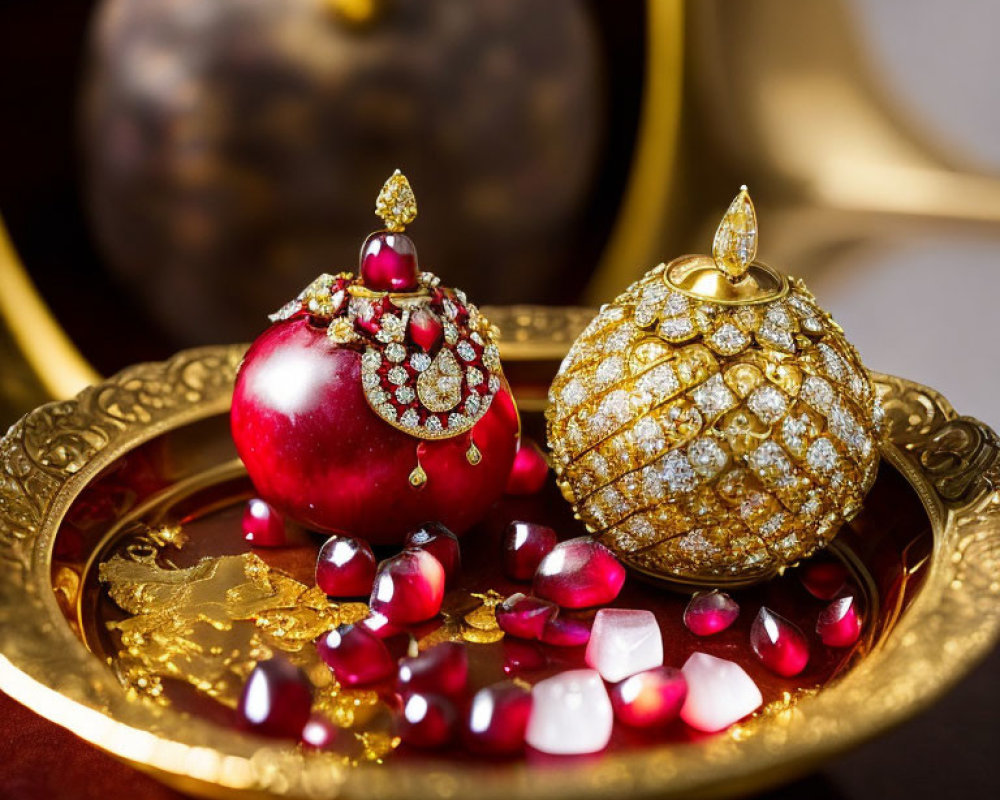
[{"x1": 81, "y1": 0, "x2": 603, "y2": 345}]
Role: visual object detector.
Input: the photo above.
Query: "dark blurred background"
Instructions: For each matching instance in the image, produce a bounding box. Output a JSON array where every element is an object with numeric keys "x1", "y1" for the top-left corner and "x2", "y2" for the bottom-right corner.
[{"x1": 0, "y1": 1, "x2": 997, "y2": 798}]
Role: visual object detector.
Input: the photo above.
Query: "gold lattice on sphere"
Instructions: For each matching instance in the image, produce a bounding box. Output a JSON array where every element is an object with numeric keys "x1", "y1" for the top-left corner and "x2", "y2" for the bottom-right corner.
[{"x1": 547, "y1": 243, "x2": 884, "y2": 586}]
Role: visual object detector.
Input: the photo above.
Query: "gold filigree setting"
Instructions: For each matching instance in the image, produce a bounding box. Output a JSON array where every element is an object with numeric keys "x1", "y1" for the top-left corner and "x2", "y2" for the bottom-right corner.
[{"x1": 0, "y1": 337, "x2": 997, "y2": 800}]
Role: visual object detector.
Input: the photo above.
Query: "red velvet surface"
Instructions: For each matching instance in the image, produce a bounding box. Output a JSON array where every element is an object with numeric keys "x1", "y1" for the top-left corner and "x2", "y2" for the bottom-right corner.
[{"x1": 0, "y1": 691, "x2": 187, "y2": 800}]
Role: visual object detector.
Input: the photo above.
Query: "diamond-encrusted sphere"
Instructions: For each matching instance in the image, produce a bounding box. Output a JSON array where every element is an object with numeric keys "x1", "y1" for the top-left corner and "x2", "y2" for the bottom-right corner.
[{"x1": 546, "y1": 261, "x2": 883, "y2": 586}]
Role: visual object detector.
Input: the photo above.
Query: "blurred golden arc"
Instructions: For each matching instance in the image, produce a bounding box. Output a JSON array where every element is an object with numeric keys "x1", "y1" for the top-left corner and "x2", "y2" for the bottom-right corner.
[
  {"x1": 586, "y1": 0, "x2": 684, "y2": 305},
  {"x1": 0, "y1": 215, "x2": 99, "y2": 401}
]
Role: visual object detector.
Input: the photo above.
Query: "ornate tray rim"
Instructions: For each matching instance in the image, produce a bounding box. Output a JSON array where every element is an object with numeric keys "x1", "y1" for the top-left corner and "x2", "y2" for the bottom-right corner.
[{"x1": 1, "y1": 343, "x2": 998, "y2": 800}]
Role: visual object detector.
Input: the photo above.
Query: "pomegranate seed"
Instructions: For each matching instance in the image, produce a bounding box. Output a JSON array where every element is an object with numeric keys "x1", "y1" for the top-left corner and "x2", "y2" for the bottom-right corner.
[
  {"x1": 585, "y1": 609, "x2": 663, "y2": 682},
  {"x1": 359, "y1": 231, "x2": 420, "y2": 292},
  {"x1": 404, "y1": 522, "x2": 461, "y2": 585},
  {"x1": 408, "y1": 307, "x2": 444, "y2": 352},
  {"x1": 540, "y1": 615, "x2": 592, "y2": 647},
  {"x1": 465, "y1": 681, "x2": 532, "y2": 755},
  {"x1": 237, "y1": 656, "x2": 312, "y2": 739},
  {"x1": 680, "y1": 652, "x2": 762, "y2": 732},
  {"x1": 242, "y1": 499, "x2": 286, "y2": 547},
  {"x1": 750, "y1": 607, "x2": 810, "y2": 677},
  {"x1": 533, "y1": 536, "x2": 626, "y2": 608},
  {"x1": 397, "y1": 642, "x2": 468, "y2": 698},
  {"x1": 525, "y1": 669, "x2": 613, "y2": 755},
  {"x1": 397, "y1": 692, "x2": 456, "y2": 748},
  {"x1": 370, "y1": 549, "x2": 446, "y2": 625},
  {"x1": 504, "y1": 438, "x2": 549, "y2": 496},
  {"x1": 315, "y1": 534, "x2": 376, "y2": 597},
  {"x1": 683, "y1": 590, "x2": 740, "y2": 636},
  {"x1": 502, "y1": 521, "x2": 557, "y2": 581},
  {"x1": 317, "y1": 624, "x2": 395, "y2": 686},
  {"x1": 495, "y1": 593, "x2": 557, "y2": 640},
  {"x1": 300, "y1": 713, "x2": 338, "y2": 750},
  {"x1": 800, "y1": 560, "x2": 849, "y2": 600},
  {"x1": 610, "y1": 666, "x2": 687, "y2": 728},
  {"x1": 502, "y1": 639, "x2": 548, "y2": 675},
  {"x1": 817, "y1": 595, "x2": 862, "y2": 647}
]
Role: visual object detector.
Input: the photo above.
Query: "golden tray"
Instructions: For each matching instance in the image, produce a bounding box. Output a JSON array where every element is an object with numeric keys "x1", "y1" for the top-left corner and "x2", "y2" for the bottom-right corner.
[{"x1": 1, "y1": 306, "x2": 999, "y2": 800}]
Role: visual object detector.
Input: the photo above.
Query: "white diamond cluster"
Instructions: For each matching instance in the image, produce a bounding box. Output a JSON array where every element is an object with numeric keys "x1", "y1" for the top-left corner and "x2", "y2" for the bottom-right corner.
[{"x1": 546, "y1": 265, "x2": 882, "y2": 581}]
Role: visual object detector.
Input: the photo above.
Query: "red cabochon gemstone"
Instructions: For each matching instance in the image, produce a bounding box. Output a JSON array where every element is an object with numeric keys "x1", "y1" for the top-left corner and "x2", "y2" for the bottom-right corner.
[
  {"x1": 242, "y1": 498, "x2": 286, "y2": 547},
  {"x1": 237, "y1": 657, "x2": 313, "y2": 739},
  {"x1": 816, "y1": 595, "x2": 862, "y2": 647},
  {"x1": 369, "y1": 549, "x2": 446, "y2": 625},
  {"x1": 683, "y1": 590, "x2": 740, "y2": 636},
  {"x1": 317, "y1": 623, "x2": 396, "y2": 686},
  {"x1": 315, "y1": 534, "x2": 377, "y2": 597},
  {"x1": 502, "y1": 521, "x2": 557, "y2": 581},
  {"x1": 396, "y1": 692, "x2": 457, "y2": 749},
  {"x1": 495, "y1": 593, "x2": 558, "y2": 640},
  {"x1": 533, "y1": 537, "x2": 626, "y2": 609},
  {"x1": 750, "y1": 607, "x2": 810, "y2": 677},
  {"x1": 464, "y1": 681, "x2": 533, "y2": 755},
  {"x1": 359, "y1": 231, "x2": 420, "y2": 292},
  {"x1": 404, "y1": 522, "x2": 461, "y2": 585},
  {"x1": 397, "y1": 642, "x2": 468, "y2": 699},
  {"x1": 504, "y1": 438, "x2": 550, "y2": 496},
  {"x1": 609, "y1": 666, "x2": 688, "y2": 728}
]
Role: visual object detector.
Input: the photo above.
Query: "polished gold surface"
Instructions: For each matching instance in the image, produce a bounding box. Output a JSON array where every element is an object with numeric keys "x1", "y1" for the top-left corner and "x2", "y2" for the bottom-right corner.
[
  {"x1": 0, "y1": 215, "x2": 99, "y2": 410},
  {"x1": 0, "y1": 315, "x2": 998, "y2": 798}
]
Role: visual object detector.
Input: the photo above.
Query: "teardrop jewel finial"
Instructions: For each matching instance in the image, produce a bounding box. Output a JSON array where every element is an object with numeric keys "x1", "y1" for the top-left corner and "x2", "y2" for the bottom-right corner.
[
  {"x1": 376, "y1": 169, "x2": 418, "y2": 232},
  {"x1": 712, "y1": 186, "x2": 757, "y2": 282}
]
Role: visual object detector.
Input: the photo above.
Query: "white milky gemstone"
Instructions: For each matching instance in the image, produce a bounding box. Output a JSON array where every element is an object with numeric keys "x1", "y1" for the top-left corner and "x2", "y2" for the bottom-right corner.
[
  {"x1": 456, "y1": 341, "x2": 476, "y2": 362},
  {"x1": 691, "y1": 374, "x2": 737, "y2": 417},
  {"x1": 395, "y1": 386, "x2": 415, "y2": 404},
  {"x1": 747, "y1": 384, "x2": 788, "y2": 424},
  {"x1": 410, "y1": 352, "x2": 431, "y2": 372},
  {"x1": 658, "y1": 450, "x2": 698, "y2": 493},
  {"x1": 560, "y1": 378, "x2": 585, "y2": 408},
  {"x1": 757, "y1": 323, "x2": 795, "y2": 352},
  {"x1": 425, "y1": 416, "x2": 443, "y2": 434},
  {"x1": 708, "y1": 322, "x2": 750, "y2": 355},
  {"x1": 687, "y1": 437, "x2": 728, "y2": 478},
  {"x1": 807, "y1": 437, "x2": 840, "y2": 474},
  {"x1": 658, "y1": 316, "x2": 696, "y2": 341},
  {"x1": 800, "y1": 376, "x2": 835, "y2": 413},
  {"x1": 585, "y1": 609, "x2": 664, "y2": 683},
  {"x1": 388, "y1": 366, "x2": 409, "y2": 386},
  {"x1": 526, "y1": 670, "x2": 614, "y2": 755},
  {"x1": 399, "y1": 408, "x2": 419, "y2": 428},
  {"x1": 680, "y1": 652, "x2": 763, "y2": 733},
  {"x1": 595, "y1": 356, "x2": 625, "y2": 388},
  {"x1": 637, "y1": 364, "x2": 680, "y2": 403},
  {"x1": 386, "y1": 342, "x2": 407, "y2": 363}
]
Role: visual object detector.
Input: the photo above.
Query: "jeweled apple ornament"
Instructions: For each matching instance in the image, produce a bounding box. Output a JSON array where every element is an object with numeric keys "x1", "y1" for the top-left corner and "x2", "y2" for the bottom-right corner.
[
  {"x1": 547, "y1": 187, "x2": 883, "y2": 586},
  {"x1": 231, "y1": 171, "x2": 520, "y2": 543}
]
